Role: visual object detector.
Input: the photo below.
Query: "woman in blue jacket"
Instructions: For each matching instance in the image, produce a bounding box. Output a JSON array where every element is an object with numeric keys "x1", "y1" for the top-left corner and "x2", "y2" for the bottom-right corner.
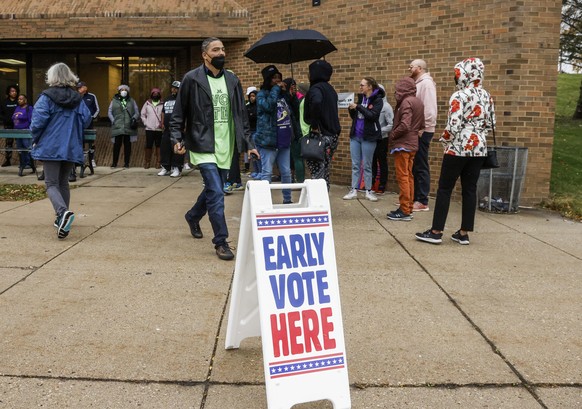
[{"x1": 31, "y1": 62, "x2": 92, "y2": 239}]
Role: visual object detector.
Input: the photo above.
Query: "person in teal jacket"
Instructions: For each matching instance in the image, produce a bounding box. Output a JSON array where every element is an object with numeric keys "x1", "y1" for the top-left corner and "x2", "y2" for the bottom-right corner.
[{"x1": 31, "y1": 62, "x2": 92, "y2": 239}]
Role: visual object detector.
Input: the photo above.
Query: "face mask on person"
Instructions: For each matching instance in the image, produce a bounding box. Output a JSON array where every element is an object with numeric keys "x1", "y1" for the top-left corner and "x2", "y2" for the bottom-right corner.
[
  {"x1": 120, "y1": 90, "x2": 128, "y2": 98},
  {"x1": 152, "y1": 94, "x2": 160, "y2": 102},
  {"x1": 210, "y1": 56, "x2": 225, "y2": 70}
]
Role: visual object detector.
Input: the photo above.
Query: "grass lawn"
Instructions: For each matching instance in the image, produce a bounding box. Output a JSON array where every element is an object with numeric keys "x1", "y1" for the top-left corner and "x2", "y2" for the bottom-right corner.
[
  {"x1": 0, "y1": 183, "x2": 47, "y2": 202},
  {"x1": 547, "y1": 73, "x2": 582, "y2": 221}
]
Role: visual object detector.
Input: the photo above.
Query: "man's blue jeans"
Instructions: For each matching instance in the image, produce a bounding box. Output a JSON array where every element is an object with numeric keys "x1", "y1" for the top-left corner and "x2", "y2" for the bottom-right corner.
[
  {"x1": 259, "y1": 146, "x2": 292, "y2": 203},
  {"x1": 187, "y1": 163, "x2": 229, "y2": 247}
]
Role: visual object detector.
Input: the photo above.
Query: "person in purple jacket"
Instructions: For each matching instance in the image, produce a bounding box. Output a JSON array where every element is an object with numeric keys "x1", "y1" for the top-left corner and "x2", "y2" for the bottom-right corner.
[
  {"x1": 11, "y1": 94, "x2": 35, "y2": 176},
  {"x1": 31, "y1": 62, "x2": 92, "y2": 239}
]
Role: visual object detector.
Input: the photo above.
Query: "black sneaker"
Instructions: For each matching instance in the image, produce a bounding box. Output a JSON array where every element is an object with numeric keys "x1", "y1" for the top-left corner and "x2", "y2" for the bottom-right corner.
[
  {"x1": 185, "y1": 213, "x2": 203, "y2": 239},
  {"x1": 387, "y1": 208, "x2": 413, "y2": 221},
  {"x1": 451, "y1": 230, "x2": 470, "y2": 245},
  {"x1": 415, "y1": 229, "x2": 443, "y2": 244},
  {"x1": 216, "y1": 243, "x2": 235, "y2": 260},
  {"x1": 57, "y1": 211, "x2": 75, "y2": 239}
]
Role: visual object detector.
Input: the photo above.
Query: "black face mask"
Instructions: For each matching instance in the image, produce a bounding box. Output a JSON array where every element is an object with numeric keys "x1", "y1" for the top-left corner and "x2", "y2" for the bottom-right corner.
[{"x1": 210, "y1": 56, "x2": 225, "y2": 70}]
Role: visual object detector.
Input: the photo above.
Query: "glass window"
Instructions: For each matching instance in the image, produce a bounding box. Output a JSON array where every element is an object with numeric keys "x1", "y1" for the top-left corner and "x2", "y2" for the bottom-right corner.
[
  {"x1": 32, "y1": 54, "x2": 77, "y2": 102},
  {"x1": 0, "y1": 55, "x2": 27, "y2": 101},
  {"x1": 128, "y1": 56, "x2": 175, "y2": 107}
]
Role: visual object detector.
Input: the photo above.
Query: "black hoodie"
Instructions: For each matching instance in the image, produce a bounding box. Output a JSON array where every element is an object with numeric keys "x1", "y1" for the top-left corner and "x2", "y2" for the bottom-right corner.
[
  {"x1": 304, "y1": 60, "x2": 341, "y2": 136},
  {"x1": 41, "y1": 86, "x2": 83, "y2": 109}
]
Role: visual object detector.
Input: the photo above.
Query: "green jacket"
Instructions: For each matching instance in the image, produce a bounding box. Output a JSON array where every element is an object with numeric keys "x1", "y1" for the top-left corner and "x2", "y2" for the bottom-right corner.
[{"x1": 108, "y1": 94, "x2": 139, "y2": 138}]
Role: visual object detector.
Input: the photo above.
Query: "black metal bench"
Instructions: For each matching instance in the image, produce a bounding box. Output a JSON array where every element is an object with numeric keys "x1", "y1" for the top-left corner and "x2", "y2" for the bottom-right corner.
[{"x1": 0, "y1": 129, "x2": 97, "y2": 178}]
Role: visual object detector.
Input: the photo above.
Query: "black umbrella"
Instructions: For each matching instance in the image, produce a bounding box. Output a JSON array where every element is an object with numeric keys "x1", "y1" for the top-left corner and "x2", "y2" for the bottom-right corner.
[{"x1": 244, "y1": 28, "x2": 337, "y2": 75}]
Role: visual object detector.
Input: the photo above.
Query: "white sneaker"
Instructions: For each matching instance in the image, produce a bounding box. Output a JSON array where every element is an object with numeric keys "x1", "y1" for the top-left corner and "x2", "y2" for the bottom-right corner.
[
  {"x1": 365, "y1": 190, "x2": 378, "y2": 202},
  {"x1": 170, "y1": 167, "x2": 181, "y2": 177},
  {"x1": 91, "y1": 159, "x2": 97, "y2": 168},
  {"x1": 343, "y1": 188, "x2": 358, "y2": 200},
  {"x1": 183, "y1": 163, "x2": 192, "y2": 170},
  {"x1": 158, "y1": 168, "x2": 170, "y2": 176}
]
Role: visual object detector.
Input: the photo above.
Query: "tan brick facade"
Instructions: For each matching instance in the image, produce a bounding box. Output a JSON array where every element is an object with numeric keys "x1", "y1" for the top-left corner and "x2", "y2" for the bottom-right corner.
[{"x1": 0, "y1": 0, "x2": 562, "y2": 205}]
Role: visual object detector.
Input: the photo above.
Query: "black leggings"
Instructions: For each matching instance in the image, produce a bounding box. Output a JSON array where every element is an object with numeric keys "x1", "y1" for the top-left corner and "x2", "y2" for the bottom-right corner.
[
  {"x1": 145, "y1": 130, "x2": 163, "y2": 149},
  {"x1": 112, "y1": 135, "x2": 131, "y2": 167}
]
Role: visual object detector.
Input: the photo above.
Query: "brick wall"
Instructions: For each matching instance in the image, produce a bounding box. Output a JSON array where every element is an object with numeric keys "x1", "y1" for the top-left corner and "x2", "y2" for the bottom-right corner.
[
  {"x1": 0, "y1": 0, "x2": 562, "y2": 205},
  {"x1": 227, "y1": 0, "x2": 561, "y2": 205}
]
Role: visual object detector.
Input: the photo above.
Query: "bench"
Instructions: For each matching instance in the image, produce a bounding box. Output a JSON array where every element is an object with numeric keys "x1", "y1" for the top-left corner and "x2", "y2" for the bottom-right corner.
[{"x1": 0, "y1": 129, "x2": 97, "y2": 178}]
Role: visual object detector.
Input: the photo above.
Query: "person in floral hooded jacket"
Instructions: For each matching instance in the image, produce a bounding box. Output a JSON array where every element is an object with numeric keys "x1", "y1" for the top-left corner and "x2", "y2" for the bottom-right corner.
[
  {"x1": 415, "y1": 58, "x2": 496, "y2": 246},
  {"x1": 441, "y1": 57, "x2": 496, "y2": 156}
]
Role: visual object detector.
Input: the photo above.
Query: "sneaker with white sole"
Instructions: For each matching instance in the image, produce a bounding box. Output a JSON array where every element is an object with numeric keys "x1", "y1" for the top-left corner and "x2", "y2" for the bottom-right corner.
[
  {"x1": 170, "y1": 167, "x2": 181, "y2": 177},
  {"x1": 158, "y1": 168, "x2": 170, "y2": 176},
  {"x1": 343, "y1": 188, "x2": 358, "y2": 200},
  {"x1": 413, "y1": 201, "x2": 430, "y2": 212},
  {"x1": 57, "y1": 210, "x2": 75, "y2": 239},
  {"x1": 415, "y1": 229, "x2": 443, "y2": 244},
  {"x1": 387, "y1": 208, "x2": 413, "y2": 221},
  {"x1": 365, "y1": 190, "x2": 378, "y2": 202},
  {"x1": 183, "y1": 163, "x2": 192, "y2": 170},
  {"x1": 451, "y1": 230, "x2": 470, "y2": 245}
]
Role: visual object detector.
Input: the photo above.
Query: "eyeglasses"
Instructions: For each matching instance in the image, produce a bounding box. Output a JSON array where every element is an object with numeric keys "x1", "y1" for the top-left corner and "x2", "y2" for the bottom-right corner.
[{"x1": 359, "y1": 83, "x2": 367, "y2": 87}]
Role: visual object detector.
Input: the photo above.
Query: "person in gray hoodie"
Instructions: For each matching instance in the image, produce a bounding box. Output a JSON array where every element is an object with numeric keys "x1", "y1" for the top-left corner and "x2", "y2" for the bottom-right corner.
[{"x1": 372, "y1": 84, "x2": 394, "y2": 194}]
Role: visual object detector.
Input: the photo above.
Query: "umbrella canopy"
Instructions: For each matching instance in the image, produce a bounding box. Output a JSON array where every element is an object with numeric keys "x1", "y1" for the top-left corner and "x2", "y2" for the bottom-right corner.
[{"x1": 244, "y1": 28, "x2": 337, "y2": 64}]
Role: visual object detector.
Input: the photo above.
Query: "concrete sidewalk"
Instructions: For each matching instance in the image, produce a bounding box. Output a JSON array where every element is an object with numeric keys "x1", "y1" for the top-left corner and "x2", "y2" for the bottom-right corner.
[{"x1": 0, "y1": 167, "x2": 580, "y2": 409}]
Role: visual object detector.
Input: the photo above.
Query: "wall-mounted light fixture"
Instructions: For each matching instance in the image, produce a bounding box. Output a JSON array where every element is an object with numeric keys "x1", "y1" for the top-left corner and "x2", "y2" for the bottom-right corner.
[{"x1": 312, "y1": 0, "x2": 320, "y2": 6}]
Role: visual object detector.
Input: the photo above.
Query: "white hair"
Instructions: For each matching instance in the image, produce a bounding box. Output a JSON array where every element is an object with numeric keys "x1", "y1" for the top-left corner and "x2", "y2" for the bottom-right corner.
[{"x1": 46, "y1": 63, "x2": 78, "y2": 87}]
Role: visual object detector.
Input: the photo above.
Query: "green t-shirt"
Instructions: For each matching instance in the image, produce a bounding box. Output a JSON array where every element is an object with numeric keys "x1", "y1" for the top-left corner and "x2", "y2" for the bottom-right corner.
[{"x1": 190, "y1": 75, "x2": 234, "y2": 169}]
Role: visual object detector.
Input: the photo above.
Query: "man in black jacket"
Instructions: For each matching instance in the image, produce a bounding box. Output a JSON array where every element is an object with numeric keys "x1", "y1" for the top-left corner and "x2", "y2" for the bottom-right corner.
[
  {"x1": 303, "y1": 60, "x2": 341, "y2": 190},
  {"x1": 170, "y1": 37, "x2": 258, "y2": 261}
]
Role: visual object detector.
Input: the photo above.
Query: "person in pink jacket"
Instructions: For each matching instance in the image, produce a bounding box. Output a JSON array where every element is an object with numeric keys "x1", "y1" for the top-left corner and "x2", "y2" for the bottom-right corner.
[
  {"x1": 409, "y1": 59, "x2": 437, "y2": 212},
  {"x1": 387, "y1": 77, "x2": 425, "y2": 221},
  {"x1": 140, "y1": 88, "x2": 163, "y2": 169}
]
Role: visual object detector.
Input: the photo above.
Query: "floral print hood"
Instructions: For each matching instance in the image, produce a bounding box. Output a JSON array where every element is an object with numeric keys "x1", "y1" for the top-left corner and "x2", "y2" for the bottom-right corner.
[
  {"x1": 440, "y1": 58, "x2": 496, "y2": 157},
  {"x1": 454, "y1": 57, "x2": 484, "y2": 91}
]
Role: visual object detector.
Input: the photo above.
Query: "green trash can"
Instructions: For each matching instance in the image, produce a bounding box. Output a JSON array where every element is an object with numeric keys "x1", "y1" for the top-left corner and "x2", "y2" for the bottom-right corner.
[{"x1": 477, "y1": 146, "x2": 528, "y2": 213}]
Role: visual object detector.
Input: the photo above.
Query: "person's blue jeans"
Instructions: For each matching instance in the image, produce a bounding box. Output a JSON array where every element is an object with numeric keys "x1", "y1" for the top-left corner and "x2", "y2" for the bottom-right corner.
[
  {"x1": 187, "y1": 163, "x2": 229, "y2": 247},
  {"x1": 350, "y1": 138, "x2": 376, "y2": 190},
  {"x1": 413, "y1": 131, "x2": 434, "y2": 205},
  {"x1": 16, "y1": 137, "x2": 32, "y2": 168},
  {"x1": 259, "y1": 146, "x2": 292, "y2": 203}
]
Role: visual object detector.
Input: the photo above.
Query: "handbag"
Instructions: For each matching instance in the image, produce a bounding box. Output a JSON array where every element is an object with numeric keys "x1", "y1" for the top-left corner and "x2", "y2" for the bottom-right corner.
[
  {"x1": 482, "y1": 127, "x2": 500, "y2": 169},
  {"x1": 130, "y1": 117, "x2": 139, "y2": 130},
  {"x1": 300, "y1": 131, "x2": 326, "y2": 161}
]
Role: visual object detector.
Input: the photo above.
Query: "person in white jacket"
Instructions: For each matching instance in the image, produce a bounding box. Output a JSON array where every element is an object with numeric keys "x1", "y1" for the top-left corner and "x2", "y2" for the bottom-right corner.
[
  {"x1": 409, "y1": 59, "x2": 437, "y2": 212},
  {"x1": 140, "y1": 88, "x2": 164, "y2": 169}
]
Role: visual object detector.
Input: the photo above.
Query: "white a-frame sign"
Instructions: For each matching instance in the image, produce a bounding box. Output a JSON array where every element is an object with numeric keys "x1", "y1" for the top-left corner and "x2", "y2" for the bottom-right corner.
[{"x1": 225, "y1": 180, "x2": 351, "y2": 409}]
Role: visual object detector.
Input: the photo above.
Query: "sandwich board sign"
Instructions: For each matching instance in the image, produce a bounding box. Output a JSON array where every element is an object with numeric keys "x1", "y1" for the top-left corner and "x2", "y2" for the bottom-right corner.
[{"x1": 225, "y1": 179, "x2": 351, "y2": 409}]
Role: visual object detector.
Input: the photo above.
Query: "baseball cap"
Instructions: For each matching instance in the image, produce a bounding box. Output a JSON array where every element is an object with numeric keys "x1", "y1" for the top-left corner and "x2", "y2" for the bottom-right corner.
[
  {"x1": 171, "y1": 81, "x2": 181, "y2": 88},
  {"x1": 246, "y1": 86, "x2": 257, "y2": 96},
  {"x1": 77, "y1": 81, "x2": 86, "y2": 88}
]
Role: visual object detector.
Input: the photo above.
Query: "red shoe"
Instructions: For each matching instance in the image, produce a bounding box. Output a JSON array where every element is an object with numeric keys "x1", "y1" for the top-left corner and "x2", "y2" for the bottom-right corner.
[{"x1": 412, "y1": 202, "x2": 430, "y2": 212}]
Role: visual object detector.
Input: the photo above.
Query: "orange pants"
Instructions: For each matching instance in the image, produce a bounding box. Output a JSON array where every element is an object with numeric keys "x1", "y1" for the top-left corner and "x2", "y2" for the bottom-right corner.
[{"x1": 393, "y1": 151, "x2": 416, "y2": 215}]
